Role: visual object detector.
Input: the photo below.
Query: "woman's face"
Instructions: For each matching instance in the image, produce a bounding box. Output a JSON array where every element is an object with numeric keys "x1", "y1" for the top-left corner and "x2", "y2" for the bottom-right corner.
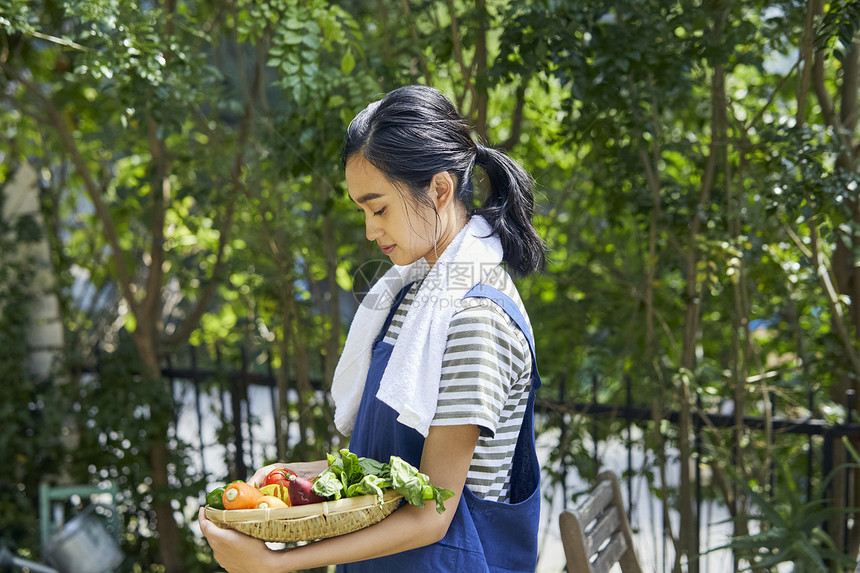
[{"x1": 345, "y1": 156, "x2": 438, "y2": 266}]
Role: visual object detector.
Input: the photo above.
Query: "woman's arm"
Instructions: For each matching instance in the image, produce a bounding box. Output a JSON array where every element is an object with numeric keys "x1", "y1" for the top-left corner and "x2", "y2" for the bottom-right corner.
[{"x1": 199, "y1": 424, "x2": 480, "y2": 573}]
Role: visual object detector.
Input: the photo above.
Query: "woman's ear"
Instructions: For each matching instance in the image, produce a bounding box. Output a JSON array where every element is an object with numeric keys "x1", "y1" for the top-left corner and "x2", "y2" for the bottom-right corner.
[{"x1": 430, "y1": 171, "x2": 457, "y2": 209}]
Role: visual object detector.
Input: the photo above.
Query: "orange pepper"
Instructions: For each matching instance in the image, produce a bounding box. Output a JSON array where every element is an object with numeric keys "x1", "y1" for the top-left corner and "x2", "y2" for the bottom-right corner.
[
  {"x1": 256, "y1": 495, "x2": 289, "y2": 509},
  {"x1": 259, "y1": 483, "x2": 291, "y2": 506},
  {"x1": 222, "y1": 481, "x2": 263, "y2": 509}
]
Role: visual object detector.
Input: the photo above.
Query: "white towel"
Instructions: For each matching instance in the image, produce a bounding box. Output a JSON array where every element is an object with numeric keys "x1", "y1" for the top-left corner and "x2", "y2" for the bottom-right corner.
[{"x1": 332, "y1": 215, "x2": 503, "y2": 437}]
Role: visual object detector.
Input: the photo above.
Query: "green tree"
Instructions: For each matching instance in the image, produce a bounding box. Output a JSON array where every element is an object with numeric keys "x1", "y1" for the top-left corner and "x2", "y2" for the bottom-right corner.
[
  {"x1": 2, "y1": 0, "x2": 374, "y2": 568},
  {"x1": 7, "y1": 0, "x2": 860, "y2": 570},
  {"x1": 494, "y1": 0, "x2": 860, "y2": 569}
]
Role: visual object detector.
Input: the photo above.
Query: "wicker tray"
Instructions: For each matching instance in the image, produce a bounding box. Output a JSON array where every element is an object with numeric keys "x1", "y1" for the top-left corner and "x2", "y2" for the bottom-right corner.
[{"x1": 204, "y1": 491, "x2": 404, "y2": 542}]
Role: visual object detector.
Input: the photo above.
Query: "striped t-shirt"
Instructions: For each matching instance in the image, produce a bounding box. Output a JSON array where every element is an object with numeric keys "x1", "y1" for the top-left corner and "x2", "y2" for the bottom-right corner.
[{"x1": 382, "y1": 265, "x2": 534, "y2": 502}]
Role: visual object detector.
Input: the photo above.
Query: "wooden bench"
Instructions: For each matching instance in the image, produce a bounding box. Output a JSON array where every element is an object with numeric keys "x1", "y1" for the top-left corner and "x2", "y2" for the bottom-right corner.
[{"x1": 559, "y1": 471, "x2": 643, "y2": 573}]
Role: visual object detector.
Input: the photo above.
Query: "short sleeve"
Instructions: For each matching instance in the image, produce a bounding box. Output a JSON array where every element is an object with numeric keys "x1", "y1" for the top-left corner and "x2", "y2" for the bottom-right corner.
[{"x1": 431, "y1": 299, "x2": 530, "y2": 437}]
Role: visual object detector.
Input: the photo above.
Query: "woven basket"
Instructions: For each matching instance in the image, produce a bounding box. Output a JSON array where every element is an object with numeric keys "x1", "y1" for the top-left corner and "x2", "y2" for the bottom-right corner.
[{"x1": 204, "y1": 491, "x2": 404, "y2": 543}]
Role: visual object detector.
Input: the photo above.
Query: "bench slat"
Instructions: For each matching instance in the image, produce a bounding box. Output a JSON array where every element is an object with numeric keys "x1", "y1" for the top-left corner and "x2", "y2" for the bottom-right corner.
[
  {"x1": 577, "y1": 480, "x2": 613, "y2": 525},
  {"x1": 584, "y1": 506, "x2": 621, "y2": 556},
  {"x1": 559, "y1": 471, "x2": 644, "y2": 573},
  {"x1": 591, "y1": 532, "x2": 628, "y2": 573}
]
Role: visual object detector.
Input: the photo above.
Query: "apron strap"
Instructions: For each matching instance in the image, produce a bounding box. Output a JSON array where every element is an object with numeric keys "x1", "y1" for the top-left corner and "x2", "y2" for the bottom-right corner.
[
  {"x1": 372, "y1": 281, "x2": 415, "y2": 346},
  {"x1": 462, "y1": 282, "x2": 541, "y2": 505},
  {"x1": 463, "y1": 283, "x2": 541, "y2": 389}
]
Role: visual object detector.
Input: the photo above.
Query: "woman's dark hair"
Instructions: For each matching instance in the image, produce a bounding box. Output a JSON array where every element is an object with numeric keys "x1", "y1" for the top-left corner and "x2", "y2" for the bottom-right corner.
[{"x1": 342, "y1": 85, "x2": 545, "y2": 277}]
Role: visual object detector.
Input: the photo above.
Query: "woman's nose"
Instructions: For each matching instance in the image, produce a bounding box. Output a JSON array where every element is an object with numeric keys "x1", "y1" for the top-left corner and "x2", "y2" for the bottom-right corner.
[{"x1": 365, "y1": 219, "x2": 381, "y2": 241}]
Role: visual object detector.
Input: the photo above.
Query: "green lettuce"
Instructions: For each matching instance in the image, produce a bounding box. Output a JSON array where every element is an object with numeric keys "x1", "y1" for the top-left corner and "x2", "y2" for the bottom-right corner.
[
  {"x1": 346, "y1": 474, "x2": 392, "y2": 506},
  {"x1": 389, "y1": 455, "x2": 455, "y2": 513},
  {"x1": 311, "y1": 469, "x2": 345, "y2": 500},
  {"x1": 310, "y1": 449, "x2": 454, "y2": 513}
]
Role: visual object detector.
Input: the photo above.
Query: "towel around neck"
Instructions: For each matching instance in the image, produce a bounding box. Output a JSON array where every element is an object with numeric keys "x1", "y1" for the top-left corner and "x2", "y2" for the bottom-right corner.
[{"x1": 332, "y1": 215, "x2": 504, "y2": 437}]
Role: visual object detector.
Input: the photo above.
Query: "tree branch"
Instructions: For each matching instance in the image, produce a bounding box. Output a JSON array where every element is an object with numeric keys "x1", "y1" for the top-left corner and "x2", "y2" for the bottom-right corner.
[
  {"x1": 500, "y1": 83, "x2": 526, "y2": 151},
  {"x1": 4, "y1": 66, "x2": 140, "y2": 315},
  {"x1": 813, "y1": 48, "x2": 844, "y2": 136},
  {"x1": 807, "y1": 213, "x2": 860, "y2": 377},
  {"x1": 841, "y1": 42, "x2": 860, "y2": 133},
  {"x1": 473, "y1": 0, "x2": 489, "y2": 140},
  {"x1": 165, "y1": 28, "x2": 263, "y2": 347},
  {"x1": 22, "y1": 29, "x2": 92, "y2": 52},
  {"x1": 796, "y1": 0, "x2": 816, "y2": 125},
  {"x1": 743, "y1": 60, "x2": 799, "y2": 135},
  {"x1": 400, "y1": 0, "x2": 433, "y2": 85},
  {"x1": 141, "y1": 116, "x2": 168, "y2": 327},
  {"x1": 445, "y1": 0, "x2": 478, "y2": 110},
  {"x1": 166, "y1": 200, "x2": 236, "y2": 348},
  {"x1": 811, "y1": 0, "x2": 852, "y2": 152}
]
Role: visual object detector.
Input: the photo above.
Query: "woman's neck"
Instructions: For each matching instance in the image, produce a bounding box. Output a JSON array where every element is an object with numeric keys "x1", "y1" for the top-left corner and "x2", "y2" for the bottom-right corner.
[{"x1": 424, "y1": 210, "x2": 470, "y2": 267}]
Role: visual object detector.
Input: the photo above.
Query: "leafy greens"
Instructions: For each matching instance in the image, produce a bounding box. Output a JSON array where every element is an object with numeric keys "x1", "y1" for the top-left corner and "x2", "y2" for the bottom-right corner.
[{"x1": 311, "y1": 448, "x2": 455, "y2": 513}]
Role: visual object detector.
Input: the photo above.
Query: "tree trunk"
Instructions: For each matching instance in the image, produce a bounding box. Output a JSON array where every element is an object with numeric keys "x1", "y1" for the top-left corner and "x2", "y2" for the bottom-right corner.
[
  {"x1": 277, "y1": 289, "x2": 292, "y2": 461},
  {"x1": 675, "y1": 7, "x2": 729, "y2": 571},
  {"x1": 731, "y1": 137, "x2": 755, "y2": 573},
  {"x1": 830, "y1": 38, "x2": 860, "y2": 397},
  {"x1": 807, "y1": 0, "x2": 860, "y2": 550},
  {"x1": 473, "y1": 0, "x2": 489, "y2": 141},
  {"x1": 320, "y1": 178, "x2": 340, "y2": 391},
  {"x1": 832, "y1": 37, "x2": 860, "y2": 558},
  {"x1": 132, "y1": 327, "x2": 182, "y2": 573},
  {"x1": 645, "y1": 184, "x2": 657, "y2": 359},
  {"x1": 292, "y1": 268, "x2": 314, "y2": 459},
  {"x1": 278, "y1": 248, "x2": 299, "y2": 460},
  {"x1": 400, "y1": 0, "x2": 432, "y2": 85}
]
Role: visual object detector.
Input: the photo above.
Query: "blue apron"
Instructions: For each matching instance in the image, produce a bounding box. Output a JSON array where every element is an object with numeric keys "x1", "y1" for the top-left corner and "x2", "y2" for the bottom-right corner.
[{"x1": 339, "y1": 283, "x2": 542, "y2": 573}]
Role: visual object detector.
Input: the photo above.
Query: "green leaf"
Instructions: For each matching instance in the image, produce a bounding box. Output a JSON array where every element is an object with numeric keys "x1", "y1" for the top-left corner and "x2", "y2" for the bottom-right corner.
[
  {"x1": 282, "y1": 31, "x2": 302, "y2": 45},
  {"x1": 302, "y1": 34, "x2": 320, "y2": 49},
  {"x1": 341, "y1": 49, "x2": 355, "y2": 74},
  {"x1": 339, "y1": 448, "x2": 365, "y2": 485},
  {"x1": 311, "y1": 470, "x2": 344, "y2": 500},
  {"x1": 389, "y1": 456, "x2": 453, "y2": 513},
  {"x1": 346, "y1": 474, "x2": 391, "y2": 506}
]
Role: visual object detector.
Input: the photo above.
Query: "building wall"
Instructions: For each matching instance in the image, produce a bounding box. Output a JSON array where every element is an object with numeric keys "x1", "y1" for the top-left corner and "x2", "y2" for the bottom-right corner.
[{"x1": 2, "y1": 162, "x2": 64, "y2": 379}]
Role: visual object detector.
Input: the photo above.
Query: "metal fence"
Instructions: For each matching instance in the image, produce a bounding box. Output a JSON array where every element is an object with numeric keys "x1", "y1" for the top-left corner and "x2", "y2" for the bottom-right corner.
[
  {"x1": 539, "y1": 372, "x2": 860, "y2": 571},
  {"x1": 157, "y1": 344, "x2": 327, "y2": 483},
  {"x1": 145, "y1": 344, "x2": 860, "y2": 571}
]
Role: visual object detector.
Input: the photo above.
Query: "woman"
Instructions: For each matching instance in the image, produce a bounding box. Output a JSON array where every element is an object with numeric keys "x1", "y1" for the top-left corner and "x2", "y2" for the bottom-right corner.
[{"x1": 199, "y1": 84, "x2": 545, "y2": 572}]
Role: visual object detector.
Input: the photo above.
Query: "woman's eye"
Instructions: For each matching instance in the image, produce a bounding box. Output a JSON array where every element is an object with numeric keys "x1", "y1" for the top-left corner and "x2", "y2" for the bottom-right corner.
[{"x1": 373, "y1": 207, "x2": 386, "y2": 217}]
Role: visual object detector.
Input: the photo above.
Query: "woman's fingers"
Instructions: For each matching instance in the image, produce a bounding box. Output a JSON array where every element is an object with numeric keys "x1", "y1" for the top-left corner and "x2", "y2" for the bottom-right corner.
[
  {"x1": 198, "y1": 506, "x2": 218, "y2": 538},
  {"x1": 199, "y1": 507, "x2": 274, "y2": 573}
]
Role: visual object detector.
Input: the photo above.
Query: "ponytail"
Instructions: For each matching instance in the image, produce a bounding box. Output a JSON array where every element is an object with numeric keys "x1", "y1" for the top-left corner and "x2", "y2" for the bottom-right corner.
[
  {"x1": 473, "y1": 145, "x2": 545, "y2": 277},
  {"x1": 343, "y1": 85, "x2": 545, "y2": 277}
]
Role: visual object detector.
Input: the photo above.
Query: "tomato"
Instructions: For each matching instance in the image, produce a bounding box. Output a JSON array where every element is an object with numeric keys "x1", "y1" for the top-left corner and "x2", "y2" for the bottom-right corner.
[{"x1": 264, "y1": 467, "x2": 297, "y2": 488}]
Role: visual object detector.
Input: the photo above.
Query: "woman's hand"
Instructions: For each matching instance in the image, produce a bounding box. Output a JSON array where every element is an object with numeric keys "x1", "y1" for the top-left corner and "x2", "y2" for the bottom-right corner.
[
  {"x1": 198, "y1": 507, "x2": 281, "y2": 573},
  {"x1": 201, "y1": 426, "x2": 479, "y2": 571},
  {"x1": 248, "y1": 460, "x2": 328, "y2": 487}
]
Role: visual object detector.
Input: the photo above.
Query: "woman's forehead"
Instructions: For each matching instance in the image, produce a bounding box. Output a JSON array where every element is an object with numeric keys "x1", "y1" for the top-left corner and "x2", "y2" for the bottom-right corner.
[{"x1": 346, "y1": 157, "x2": 398, "y2": 201}]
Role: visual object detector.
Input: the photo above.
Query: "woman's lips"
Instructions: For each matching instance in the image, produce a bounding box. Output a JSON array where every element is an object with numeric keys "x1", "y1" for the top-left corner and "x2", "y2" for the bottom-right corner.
[{"x1": 380, "y1": 244, "x2": 396, "y2": 255}]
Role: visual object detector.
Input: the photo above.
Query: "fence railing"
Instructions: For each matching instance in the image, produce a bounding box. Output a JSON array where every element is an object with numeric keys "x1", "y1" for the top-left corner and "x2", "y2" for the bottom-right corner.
[
  {"x1": 156, "y1": 345, "x2": 325, "y2": 481},
  {"x1": 97, "y1": 344, "x2": 860, "y2": 571},
  {"x1": 537, "y1": 372, "x2": 860, "y2": 571}
]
